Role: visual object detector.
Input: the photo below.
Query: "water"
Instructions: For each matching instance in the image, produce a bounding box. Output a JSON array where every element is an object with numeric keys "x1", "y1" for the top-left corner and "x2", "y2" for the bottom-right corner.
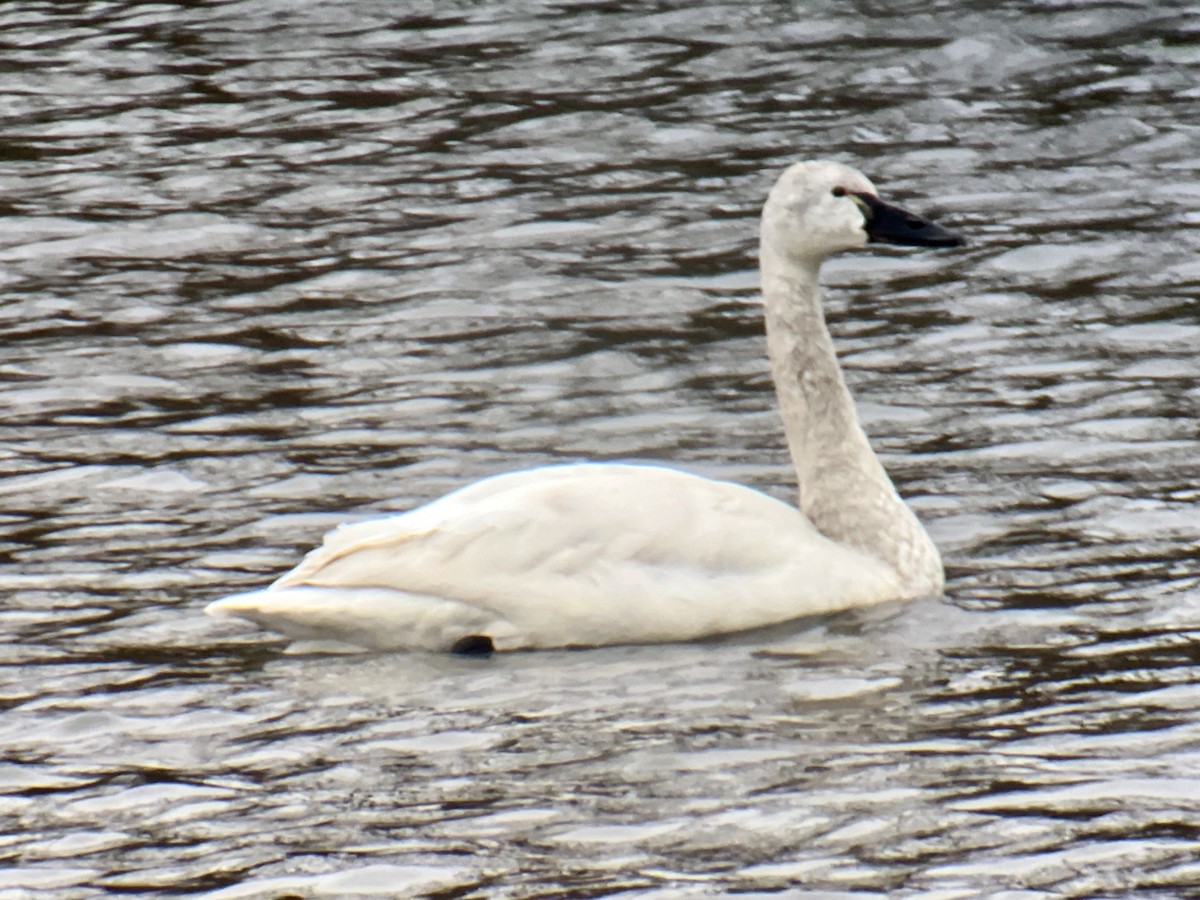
[{"x1": 2, "y1": 0, "x2": 1199, "y2": 896}]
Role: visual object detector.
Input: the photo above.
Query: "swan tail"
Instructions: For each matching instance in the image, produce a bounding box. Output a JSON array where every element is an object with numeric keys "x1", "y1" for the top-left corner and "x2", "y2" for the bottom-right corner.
[{"x1": 204, "y1": 586, "x2": 518, "y2": 653}]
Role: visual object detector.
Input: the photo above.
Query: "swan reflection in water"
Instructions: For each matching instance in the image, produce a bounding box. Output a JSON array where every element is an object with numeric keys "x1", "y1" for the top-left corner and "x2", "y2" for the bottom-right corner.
[{"x1": 206, "y1": 160, "x2": 963, "y2": 654}]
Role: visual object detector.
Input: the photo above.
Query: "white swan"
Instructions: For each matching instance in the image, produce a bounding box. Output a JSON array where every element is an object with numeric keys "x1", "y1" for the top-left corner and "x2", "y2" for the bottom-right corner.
[{"x1": 206, "y1": 160, "x2": 962, "y2": 653}]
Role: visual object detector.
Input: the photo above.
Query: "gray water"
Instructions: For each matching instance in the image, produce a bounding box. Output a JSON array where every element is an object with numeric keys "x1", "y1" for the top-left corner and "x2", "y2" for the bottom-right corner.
[{"x1": 2, "y1": 0, "x2": 1199, "y2": 897}]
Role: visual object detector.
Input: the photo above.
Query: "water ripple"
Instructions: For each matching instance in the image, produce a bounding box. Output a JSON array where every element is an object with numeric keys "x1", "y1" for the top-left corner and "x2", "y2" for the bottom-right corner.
[{"x1": 1, "y1": 0, "x2": 1198, "y2": 896}]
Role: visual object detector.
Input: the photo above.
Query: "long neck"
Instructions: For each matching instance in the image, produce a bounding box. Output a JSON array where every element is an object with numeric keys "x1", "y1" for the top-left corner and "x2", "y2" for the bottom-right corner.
[{"x1": 759, "y1": 242, "x2": 942, "y2": 596}]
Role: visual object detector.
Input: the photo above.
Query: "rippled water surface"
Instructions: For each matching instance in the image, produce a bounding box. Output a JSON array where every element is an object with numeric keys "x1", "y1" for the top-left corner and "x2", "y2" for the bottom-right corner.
[{"x1": 3, "y1": 0, "x2": 1200, "y2": 896}]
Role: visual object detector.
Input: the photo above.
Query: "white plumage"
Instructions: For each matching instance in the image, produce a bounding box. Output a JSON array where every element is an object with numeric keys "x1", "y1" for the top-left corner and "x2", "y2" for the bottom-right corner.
[{"x1": 206, "y1": 160, "x2": 962, "y2": 652}]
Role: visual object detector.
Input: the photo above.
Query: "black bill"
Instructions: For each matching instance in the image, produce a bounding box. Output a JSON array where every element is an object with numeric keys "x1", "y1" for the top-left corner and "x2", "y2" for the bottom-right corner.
[{"x1": 853, "y1": 192, "x2": 963, "y2": 248}]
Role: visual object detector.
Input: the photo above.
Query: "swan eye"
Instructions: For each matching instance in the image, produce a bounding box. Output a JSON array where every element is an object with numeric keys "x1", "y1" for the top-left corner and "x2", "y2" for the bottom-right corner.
[{"x1": 832, "y1": 186, "x2": 847, "y2": 197}]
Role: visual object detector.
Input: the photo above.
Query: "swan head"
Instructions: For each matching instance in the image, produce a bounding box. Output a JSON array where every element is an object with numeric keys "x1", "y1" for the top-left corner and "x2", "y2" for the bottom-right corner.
[{"x1": 761, "y1": 160, "x2": 961, "y2": 265}]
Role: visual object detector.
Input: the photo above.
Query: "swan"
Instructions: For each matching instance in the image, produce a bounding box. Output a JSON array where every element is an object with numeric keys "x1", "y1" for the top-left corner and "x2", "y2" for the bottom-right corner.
[{"x1": 205, "y1": 160, "x2": 962, "y2": 654}]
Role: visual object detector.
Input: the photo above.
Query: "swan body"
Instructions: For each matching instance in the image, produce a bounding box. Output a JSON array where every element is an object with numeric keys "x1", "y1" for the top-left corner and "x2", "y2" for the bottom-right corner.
[
  {"x1": 210, "y1": 463, "x2": 901, "y2": 651},
  {"x1": 206, "y1": 160, "x2": 962, "y2": 652}
]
